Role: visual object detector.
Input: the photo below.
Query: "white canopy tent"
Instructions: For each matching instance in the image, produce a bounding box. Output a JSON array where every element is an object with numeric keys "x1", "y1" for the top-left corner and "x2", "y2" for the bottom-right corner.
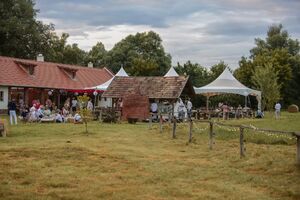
[
  {"x1": 88, "y1": 66, "x2": 129, "y2": 90},
  {"x1": 194, "y1": 68, "x2": 262, "y2": 110},
  {"x1": 164, "y1": 66, "x2": 179, "y2": 77}
]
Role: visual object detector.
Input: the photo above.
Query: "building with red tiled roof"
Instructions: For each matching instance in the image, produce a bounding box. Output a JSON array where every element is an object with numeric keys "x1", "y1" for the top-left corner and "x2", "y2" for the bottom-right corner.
[{"x1": 0, "y1": 56, "x2": 114, "y2": 113}]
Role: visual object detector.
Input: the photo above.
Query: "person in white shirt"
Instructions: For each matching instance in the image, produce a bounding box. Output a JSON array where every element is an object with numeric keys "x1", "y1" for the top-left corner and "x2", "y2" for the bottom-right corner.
[
  {"x1": 74, "y1": 112, "x2": 82, "y2": 123},
  {"x1": 29, "y1": 104, "x2": 37, "y2": 122},
  {"x1": 274, "y1": 102, "x2": 281, "y2": 119},
  {"x1": 150, "y1": 100, "x2": 158, "y2": 121},
  {"x1": 55, "y1": 110, "x2": 63, "y2": 123},
  {"x1": 177, "y1": 99, "x2": 185, "y2": 121},
  {"x1": 87, "y1": 100, "x2": 93, "y2": 111},
  {"x1": 150, "y1": 102, "x2": 158, "y2": 113},
  {"x1": 71, "y1": 97, "x2": 78, "y2": 113},
  {"x1": 186, "y1": 99, "x2": 193, "y2": 118}
]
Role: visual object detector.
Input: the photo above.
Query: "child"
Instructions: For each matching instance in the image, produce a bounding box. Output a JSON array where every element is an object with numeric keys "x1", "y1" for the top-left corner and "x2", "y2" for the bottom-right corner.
[{"x1": 55, "y1": 110, "x2": 63, "y2": 123}]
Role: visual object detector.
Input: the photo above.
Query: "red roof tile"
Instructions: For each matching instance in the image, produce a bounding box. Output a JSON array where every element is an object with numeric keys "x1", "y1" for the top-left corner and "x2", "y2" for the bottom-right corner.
[{"x1": 0, "y1": 56, "x2": 113, "y2": 90}]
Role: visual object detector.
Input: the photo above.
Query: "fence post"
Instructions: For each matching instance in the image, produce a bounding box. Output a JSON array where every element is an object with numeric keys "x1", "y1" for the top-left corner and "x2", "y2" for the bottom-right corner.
[
  {"x1": 159, "y1": 113, "x2": 163, "y2": 133},
  {"x1": 148, "y1": 112, "x2": 152, "y2": 129},
  {"x1": 209, "y1": 122, "x2": 213, "y2": 150},
  {"x1": 296, "y1": 133, "x2": 300, "y2": 166},
  {"x1": 172, "y1": 116, "x2": 176, "y2": 139},
  {"x1": 240, "y1": 126, "x2": 245, "y2": 157},
  {"x1": 188, "y1": 118, "x2": 193, "y2": 143}
]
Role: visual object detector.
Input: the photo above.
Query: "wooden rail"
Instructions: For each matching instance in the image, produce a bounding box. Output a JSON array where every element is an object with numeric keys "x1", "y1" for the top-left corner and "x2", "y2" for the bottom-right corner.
[{"x1": 149, "y1": 116, "x2": 300, "y2": 165}]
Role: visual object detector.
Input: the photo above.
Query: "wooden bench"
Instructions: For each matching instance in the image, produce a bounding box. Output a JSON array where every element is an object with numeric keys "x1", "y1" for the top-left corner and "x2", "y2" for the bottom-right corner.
[{"x1": 127, "y1": 117, "x2": 138, "y2": 124}]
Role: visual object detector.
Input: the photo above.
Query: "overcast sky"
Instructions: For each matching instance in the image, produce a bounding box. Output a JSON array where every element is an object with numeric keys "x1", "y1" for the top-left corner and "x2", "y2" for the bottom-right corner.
[{"x1": 35, "y1": 0, "x2": 300, "y2": 69}]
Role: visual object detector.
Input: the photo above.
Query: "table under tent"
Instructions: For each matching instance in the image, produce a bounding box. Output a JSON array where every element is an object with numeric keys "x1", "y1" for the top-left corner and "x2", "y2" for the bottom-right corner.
[{"x1": 194, "y1": 67, "x2": 262, "y2": 118}]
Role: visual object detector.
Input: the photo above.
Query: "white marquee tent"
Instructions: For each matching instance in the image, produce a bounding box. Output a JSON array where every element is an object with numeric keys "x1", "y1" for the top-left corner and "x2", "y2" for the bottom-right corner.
[
  {"x1": 88, "y1": 66, "x2": 129, "y2": 90},
  {"x1": 194, "y1": 68, "x2": 262, "y2": 110},
  {"x1": 164, "y1": 66, "x2": 179, "y2": 77}
]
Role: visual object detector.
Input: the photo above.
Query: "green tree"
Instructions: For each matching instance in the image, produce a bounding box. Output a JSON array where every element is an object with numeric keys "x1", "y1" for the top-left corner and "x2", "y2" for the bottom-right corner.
[
  {"x1": 85, "y1": 42, "x2": 107, "y2": 67},
  {"x1": 62, "y1": 43, "x2": 86, "y2": 66},
  {"x1": 0, "y1": 0, "x2": 54, "y2": 59},
  {"x1": 77, "y1": 94, "x2": 92, "y2": 133},
  {"x1": 175, "y1": 61, "x2": 211, "y2": 108},
  {"x1": 237, "y1": 24, "x2": 300, "y2": 106},
  {"x1": 252, "y1": 63, "x2": 281, "y2": 111},
  {"x1": 175, "y1": 61, "x2": 210, "y2": 87},
  {"x1": 209, "y1": 61, "x2": 228, "y2": 81},
  {"x1": 106, "y1": 31, "x2": 171, "y2": 75},
  {"x1": 234, "y1": 56, "x2": 255, "y2": 87}
]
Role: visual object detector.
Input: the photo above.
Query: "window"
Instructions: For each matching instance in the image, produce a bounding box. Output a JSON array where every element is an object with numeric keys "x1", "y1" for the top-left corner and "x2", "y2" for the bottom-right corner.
[{"x1": 0, "y1": 91, "x2": 3, "y2": 101}]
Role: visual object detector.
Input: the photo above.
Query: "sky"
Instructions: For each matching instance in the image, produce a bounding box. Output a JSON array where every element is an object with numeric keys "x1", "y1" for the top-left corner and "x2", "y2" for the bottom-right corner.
[{"x1": 35, "y1": 0, "x2": 300, "y2": 69}]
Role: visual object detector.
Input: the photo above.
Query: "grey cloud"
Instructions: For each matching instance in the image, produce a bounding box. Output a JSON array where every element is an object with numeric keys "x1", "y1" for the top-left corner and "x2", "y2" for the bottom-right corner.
[
  {"x1": 202, "y1": 20, "x2": 268, "y2": 37},
  {"x1": 35, "y1": 0, "x2": 300, "y2": 68}
]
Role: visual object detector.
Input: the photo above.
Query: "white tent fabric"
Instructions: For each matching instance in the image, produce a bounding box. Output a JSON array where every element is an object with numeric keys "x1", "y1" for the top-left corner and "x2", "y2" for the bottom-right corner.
[
  {"x1": 164, "y1": 66, "x2": 179, "y2": 77},
  {"x1": 88, "y1": 67, "x2": 129, "y2": 90},
  {"x1": 194, "y1": 68, "x2": 262, "y2": 110}
]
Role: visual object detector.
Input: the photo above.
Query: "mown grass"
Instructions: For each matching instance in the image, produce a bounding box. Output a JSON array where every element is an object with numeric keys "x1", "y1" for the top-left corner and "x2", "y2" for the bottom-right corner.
[{"x1": 0, "y1": 112, "x2": 299, "y2": 200}]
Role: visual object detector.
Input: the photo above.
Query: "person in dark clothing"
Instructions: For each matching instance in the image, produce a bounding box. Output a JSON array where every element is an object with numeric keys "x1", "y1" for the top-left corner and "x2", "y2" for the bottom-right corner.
[{"x1": 8, "y1": 99, "x2": 17, "y2": 125}]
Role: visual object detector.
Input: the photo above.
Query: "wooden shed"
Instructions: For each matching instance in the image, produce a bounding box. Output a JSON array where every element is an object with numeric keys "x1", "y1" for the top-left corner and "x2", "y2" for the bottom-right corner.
[{"x1": 102, "y1": 76, "x2": 195, "y2": 121}]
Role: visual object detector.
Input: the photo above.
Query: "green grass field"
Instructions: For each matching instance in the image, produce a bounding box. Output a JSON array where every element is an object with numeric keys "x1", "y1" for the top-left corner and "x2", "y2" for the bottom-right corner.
[{"x1": 0, "y1": 112, "x2": 299, "y2": 200}]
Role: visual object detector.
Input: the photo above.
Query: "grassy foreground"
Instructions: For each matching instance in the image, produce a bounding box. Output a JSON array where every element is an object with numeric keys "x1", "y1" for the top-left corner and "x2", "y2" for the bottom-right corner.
[{"x1": 0, "y1": 112, "x2": 299, "y2": 200}]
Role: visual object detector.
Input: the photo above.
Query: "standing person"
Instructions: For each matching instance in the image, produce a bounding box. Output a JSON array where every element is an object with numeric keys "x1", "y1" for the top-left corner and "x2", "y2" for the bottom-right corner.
[
  {"x1": 18, "y1": 97, "x2": 24, "y2": 112},
  {"x1": 186, "y1": 98, "x2": 193, "y2": 118},
  {"x1": 64, "y1": 97, "x2": 71, "y2": 110},
  {"x1": 275, "y1": 102, "x2": 281, "y2": 119},
  {"x1": 8, "y1": 99, "x2": 17, "y2": 125},
  {"x1": 222, "y1": 102, "x2": 229, "y2": 120},
  {"x1": 87, "y1": 99, "x2": 93, "y2": 111},
  {"x1": 71, "y1": 97, "x2": 78, "y2": 114},
  {"x1": 177, "y1": 99, "x2": 185, "y2": 122},
  {"x1": 150, "y1": 100, "x2": 158, "y2": 121}
]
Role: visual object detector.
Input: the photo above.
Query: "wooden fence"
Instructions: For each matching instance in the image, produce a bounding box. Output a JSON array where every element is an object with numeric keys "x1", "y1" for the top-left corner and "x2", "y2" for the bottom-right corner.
[{"x1": 148, "y1": 114, "x2": 300, "y2": 166}]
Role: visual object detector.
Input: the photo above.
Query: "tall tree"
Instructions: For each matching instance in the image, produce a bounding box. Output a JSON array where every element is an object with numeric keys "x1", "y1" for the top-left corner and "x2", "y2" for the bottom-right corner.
[
  {"x1": 106, "y1": 31, "x2": 171, "y2": 75},
  {"x1": 252, "y1": 63, "x2": 281, "y2": 111},
  {"x1": 209, "y1": 61, "x2": 228, "y2": 81},
  {"x1": 175, "y1": 61, "x2": 210, "y2": 87},
  {"x1": 85, "y1": 42, "x2": 107, "y2": 68},
  {"x1": 0, "y1": 0, "x2": 54, "y2": 59},
  {"x1": 236, "y1": 24, "x2": 300, "y2": 106}
]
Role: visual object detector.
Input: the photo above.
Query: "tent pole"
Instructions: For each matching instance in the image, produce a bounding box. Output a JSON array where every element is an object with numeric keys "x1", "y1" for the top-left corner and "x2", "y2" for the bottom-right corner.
[
  {"x1": 206, "y1": 96, "x2": 209, "y2": 112},
  {"x1": 245, "y1": 95, "x2": 247, "y2": 107}
]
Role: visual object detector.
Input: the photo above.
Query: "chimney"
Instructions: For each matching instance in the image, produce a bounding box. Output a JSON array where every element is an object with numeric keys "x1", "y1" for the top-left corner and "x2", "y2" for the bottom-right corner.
[
  {"x1": 88, "y1": 62, "x2": 93, "y2": 68},
  {"x1": 37, "y1": 54, "x2": 44, "y2": 62}
]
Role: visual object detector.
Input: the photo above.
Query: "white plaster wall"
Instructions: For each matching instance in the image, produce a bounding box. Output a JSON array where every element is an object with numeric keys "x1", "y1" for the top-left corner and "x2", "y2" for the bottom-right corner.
[
  {"x1": 98, "y1": 97, "x2": 112, "y2": 108},
  {"x1": 0, "y1": 86, "x2": 8, "y2": 110}
]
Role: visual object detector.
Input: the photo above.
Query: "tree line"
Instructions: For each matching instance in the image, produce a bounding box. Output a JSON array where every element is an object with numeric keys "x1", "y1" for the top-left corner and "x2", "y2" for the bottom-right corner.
[{"x1": 1, "y1": 0, "x2": 299, "y2": 109}]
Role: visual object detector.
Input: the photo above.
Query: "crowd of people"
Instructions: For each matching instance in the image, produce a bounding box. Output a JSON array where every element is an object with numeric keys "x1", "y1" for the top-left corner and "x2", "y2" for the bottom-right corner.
[
  {"x1": 7, "y1": 96, "x2": 96, "y2": 125},
  {"x1": 150, "y1": 98, "x2": 193, "y2": 122},
  {"x1": 6, "y1": 96, "x2": 283, "y2": 125}
]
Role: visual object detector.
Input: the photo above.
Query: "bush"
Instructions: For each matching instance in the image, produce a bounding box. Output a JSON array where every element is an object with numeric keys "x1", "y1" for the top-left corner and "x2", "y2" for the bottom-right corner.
[{"x1": 287, "y1": 104, "x2": 299, "y2": 113}]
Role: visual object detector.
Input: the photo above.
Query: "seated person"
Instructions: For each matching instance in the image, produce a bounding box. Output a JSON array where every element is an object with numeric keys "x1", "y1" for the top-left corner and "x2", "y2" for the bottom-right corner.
[
  {"x1": 37, "y1": 105, "x2": 45, "y2": 119},
  {"x1": 29, "y1": 105, "x2": 38, "y2": 122},
  {"x1": 256, "y1": 110, "x2": 264, "y2": 118},
  {"x1": 20, "y1": 106, "x2": 29, "y2": 121},
  {"x1": 43, "y1": 106, "x2": 51, "y2": 117},
  {"x1": 55, "y1": 110, "x2": 63, "y2": 123},
  {"x1": 74, "y1": 112, "x2": 82, "y2": 123}
]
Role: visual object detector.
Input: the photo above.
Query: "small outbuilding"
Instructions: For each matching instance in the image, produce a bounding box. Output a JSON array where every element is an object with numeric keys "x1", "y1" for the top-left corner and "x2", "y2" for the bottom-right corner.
[{"x1": 102, "y1": 76, "x2": 195, "y2": 121}]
